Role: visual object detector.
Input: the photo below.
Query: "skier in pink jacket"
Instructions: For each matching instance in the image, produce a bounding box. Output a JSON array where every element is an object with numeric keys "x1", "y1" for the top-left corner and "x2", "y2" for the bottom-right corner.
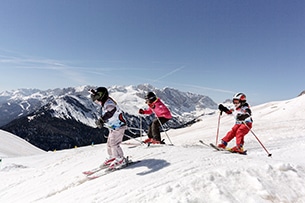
[{"x1": 139, "y1": 92, "x2": 172, "y2": 144}]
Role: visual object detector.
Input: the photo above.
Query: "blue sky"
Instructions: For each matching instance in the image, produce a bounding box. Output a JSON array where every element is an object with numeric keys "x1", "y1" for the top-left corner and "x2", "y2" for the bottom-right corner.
[{"x1": 0, "y1": 0, "x2": 304, "y2": 105}]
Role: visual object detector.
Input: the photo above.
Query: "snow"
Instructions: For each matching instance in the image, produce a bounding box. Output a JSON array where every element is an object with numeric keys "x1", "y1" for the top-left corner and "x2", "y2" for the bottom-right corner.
[
  {"x1": 0, "y1": 130, "x2": 44, "y2": 158},
  {"x1": 1, "y1": 95, "x2": 305, "y2": 202}
]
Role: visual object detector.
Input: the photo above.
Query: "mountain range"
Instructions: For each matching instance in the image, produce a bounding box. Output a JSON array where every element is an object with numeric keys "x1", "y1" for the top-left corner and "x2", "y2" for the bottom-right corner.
[{"x1": 0, "y1": 84, "x2": 217, "y2": 151}]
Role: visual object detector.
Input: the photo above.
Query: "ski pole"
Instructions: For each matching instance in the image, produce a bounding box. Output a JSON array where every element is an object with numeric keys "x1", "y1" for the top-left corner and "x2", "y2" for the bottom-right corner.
[
  {"x1": 157, "y1": 116, "x2": 173, "y2": 145},
  {"x1": 127, "y1": 127, "x2": 146, "y2": 137},
  {"x1": 139, "y1": 115, "x2": 143, "y2": 141},
  {"x1": 151, "y1": 109, "x2": 173, "y2": 145},
  {"x1": 123, "y1": 133, "x2": 145, "y2": 145},
  {"x1": 128, "y1": 126, "x2": 146, "y2": 132},
  {"x1": 243, "y1": 121, "x2": 272, "y2": 157},
  {"x1": 215, "y1": 111, "x2": 222, "y2": 145}
]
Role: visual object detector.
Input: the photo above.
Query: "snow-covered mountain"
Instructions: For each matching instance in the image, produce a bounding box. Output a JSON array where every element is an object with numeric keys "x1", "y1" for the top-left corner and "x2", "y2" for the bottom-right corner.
[
  {"x1": 1, "y1": 94, "x2": 305, "y2": 202},
  {"x1": 0, "y1": 84, "x2": 217, "y2": 151},
  {"x1": 0, "y1": 86, "x2": 100, "y2": 127},
  {"x1": 0, "y1": 84, "x2": 216, "y2": 126}
]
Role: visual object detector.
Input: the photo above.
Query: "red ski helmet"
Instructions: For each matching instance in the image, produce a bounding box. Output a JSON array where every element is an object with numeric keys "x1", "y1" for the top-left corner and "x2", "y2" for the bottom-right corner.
[{"x1": 233, "y1": 92, "x2": 246, "y2": 103}]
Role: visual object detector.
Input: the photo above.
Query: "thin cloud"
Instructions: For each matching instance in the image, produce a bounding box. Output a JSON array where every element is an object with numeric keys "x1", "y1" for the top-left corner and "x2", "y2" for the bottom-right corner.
[
  {"x1": 0, "y1": 55, "x2": 65, "y2": 70},
  {"x1": 152, "y1": 80, "x2": 235, "y2": 95},
  {"x1": 0, "y1": 52, "x2": 89, "y2": 84},
  {"x1": 182, "y1": 84, "x2": 235, "y2": 94},
  {"x1": 153, "y1": 66, "x2": 184, "y2": 82},
  {"x1": 143, "y1": 66, "x2": 234, "y2": 95}
]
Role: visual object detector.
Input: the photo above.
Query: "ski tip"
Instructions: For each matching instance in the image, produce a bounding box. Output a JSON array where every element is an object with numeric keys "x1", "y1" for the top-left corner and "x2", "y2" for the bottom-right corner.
[{"x1": 87, "y1": 176, "x2": 99, "y2": 180}]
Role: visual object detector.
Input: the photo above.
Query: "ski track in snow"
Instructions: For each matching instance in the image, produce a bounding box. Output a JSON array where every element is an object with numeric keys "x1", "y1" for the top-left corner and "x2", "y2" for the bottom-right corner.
[{"x1": 1, "y1": 95, "x2": 305, "y2": 202}]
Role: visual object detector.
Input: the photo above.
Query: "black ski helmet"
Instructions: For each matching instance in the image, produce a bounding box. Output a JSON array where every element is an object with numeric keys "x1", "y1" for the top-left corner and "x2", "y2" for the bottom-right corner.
[
  {"x1": 90, "y1": 87, "x2": 108, "y2": 104},
  {"x1": 145, "y1": 91, "x2": 157, "y2": 103}
]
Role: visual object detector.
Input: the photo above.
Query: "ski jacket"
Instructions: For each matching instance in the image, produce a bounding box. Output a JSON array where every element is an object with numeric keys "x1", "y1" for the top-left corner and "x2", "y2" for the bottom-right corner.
[
  {"x1": 100, "y1": 97, "x2": 127, "y2": 130},
  {"x1": 226, "y1": 103, "x2": 252, "y2": 124},
  {"x1": 142, "y1": 98, "x2": 172, "y2": 119}
]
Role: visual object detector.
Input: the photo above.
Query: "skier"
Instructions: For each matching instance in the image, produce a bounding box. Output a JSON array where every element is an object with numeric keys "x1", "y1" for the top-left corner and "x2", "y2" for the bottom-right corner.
[
  {"x1": 139, "y1": 91, "x2": 172, "y2": 144},
  {"x1": 217, "y1": 92, "x2": 253, "y2": 153},
  {"x1": 90, "y1": 87, "x2": 127, "y2": 169}
]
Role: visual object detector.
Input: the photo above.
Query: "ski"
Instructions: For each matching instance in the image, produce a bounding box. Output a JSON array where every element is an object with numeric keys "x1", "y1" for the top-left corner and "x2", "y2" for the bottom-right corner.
[
  {"x1": 147, "y1": 139, "x2": 174, "y2": 147},
  {"x1": 82, "y1": 165, "x2": 109, "y2": 176},
  {"x1": 87, "y1": 160, "x2": 142, "y2": 180},
  {"x1": 199, "y1": 140, "x2": 210, "y2": 147},
  {"x1": 210, "y1": 143, "x2": 247, "y2": 155},
  {"x1": 209, "y1": 143, "x2": 227, "y2": 151},
  {"x1": 147, "y1": 143, "x2": 174, "y2": 147},
  {"x1": 84, "y1": 159, "x2": 142, "y2": 180},
  {"x1": 121, "y1": 142, "x2": 145, "y2": 146},
  {"x1": 122, "y1": 142, "x2": 173, "y2": 148},
  {"x1": 199, "y1": 140, "x2": 247, "y2": 155},
  {"x1": 121, "y1": 142, "x2": 146, "y2": 149}
]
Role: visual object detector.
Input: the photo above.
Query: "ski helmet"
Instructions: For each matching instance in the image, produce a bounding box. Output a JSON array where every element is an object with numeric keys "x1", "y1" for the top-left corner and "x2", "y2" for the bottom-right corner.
[
  {"x1": 233, "y1": 92, "x2": 246, "y2": 103},
  {"x1": 90, "y1": 87, "x2": 108, "y2": 104},
  {"x1": 145, "y1": 91, "x2": 157, "y2": 103}
]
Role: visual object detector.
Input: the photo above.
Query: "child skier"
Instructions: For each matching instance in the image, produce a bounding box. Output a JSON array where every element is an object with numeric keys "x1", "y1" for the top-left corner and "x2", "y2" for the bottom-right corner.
[
  {"x1": 90, "y1": 87, "x2": 127, "y2": 169},
  {"x1": 139, "y1": 91, "x2": 172, "y2": 144},
  {"x1": 217, "y1": 92, "x2": 253, "y2": 153}
]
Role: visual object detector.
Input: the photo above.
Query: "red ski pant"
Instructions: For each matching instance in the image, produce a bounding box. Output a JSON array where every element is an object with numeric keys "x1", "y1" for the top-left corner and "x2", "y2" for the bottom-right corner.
[{"x1": 222, "y1": 122, "x2": 252, "y2": 147}]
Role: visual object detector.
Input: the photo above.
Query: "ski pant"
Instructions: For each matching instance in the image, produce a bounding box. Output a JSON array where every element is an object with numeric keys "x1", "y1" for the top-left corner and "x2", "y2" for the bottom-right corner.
[
  {"x1": 222, "y1": 122, "x2": 252, "y2": 147},
  {"x1": 147, "y1": 117, "x2": 169, "y2": 141},
  {"x1": 107, "y1": 125, "x2": 127, "y2": 158}
]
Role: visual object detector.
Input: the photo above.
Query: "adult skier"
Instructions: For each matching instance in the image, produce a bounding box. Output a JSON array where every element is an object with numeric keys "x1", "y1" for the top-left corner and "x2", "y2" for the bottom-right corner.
[
  {"x1": 90, "y1": 87, "x2": 127, "y2": 169},
  {"x1": 139, "y1": 91, "x2": 172, "y2": 144},
  {"x1": 217, "y1": 92, "x2": 253, "y2": 153}
]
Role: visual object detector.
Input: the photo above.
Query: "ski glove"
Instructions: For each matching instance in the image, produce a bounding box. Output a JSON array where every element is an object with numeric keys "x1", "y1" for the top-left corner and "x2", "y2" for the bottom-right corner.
[
  {"x1": 218, "y1": 104, "x2": 229, "y2": 113},
  {"x1": 139, "y1": 109, "x2": 144, "y2": 114},
  {"x1": 95, "y1": 118, "x2": 104, "y2": 129},
  {"x1": 236, "y1": 113, "x2": 250, "y2": 121}
]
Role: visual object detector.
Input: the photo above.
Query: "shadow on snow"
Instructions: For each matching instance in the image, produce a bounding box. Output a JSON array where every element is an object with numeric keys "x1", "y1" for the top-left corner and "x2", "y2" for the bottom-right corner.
[{"x1": 126, "y1": 158, "x2": 170, "y2": 176}]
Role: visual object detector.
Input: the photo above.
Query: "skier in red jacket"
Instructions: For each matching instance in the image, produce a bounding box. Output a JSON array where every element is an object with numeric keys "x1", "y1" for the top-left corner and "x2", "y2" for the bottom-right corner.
[
  {"x1": 139, "y1": 92, "x2": 172, "y2": 144},
  {"x1": 217, "y1": 92, "x2": 253, "y2": 153}
]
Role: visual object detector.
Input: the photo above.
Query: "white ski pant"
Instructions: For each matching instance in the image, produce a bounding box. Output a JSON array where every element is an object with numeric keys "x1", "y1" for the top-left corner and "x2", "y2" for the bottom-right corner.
[{"x1": 107, "y1": 126, "x2": 126, "y2": 159}]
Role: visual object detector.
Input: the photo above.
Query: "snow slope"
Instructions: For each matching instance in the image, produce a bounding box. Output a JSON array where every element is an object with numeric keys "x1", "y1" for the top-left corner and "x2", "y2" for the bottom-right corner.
[
  {"x1": 0, "y1": 130, "x2": 44, "y2": 158},
  {"x1": 1, "y1": 95, "x2": 305, "y2": 203}
]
